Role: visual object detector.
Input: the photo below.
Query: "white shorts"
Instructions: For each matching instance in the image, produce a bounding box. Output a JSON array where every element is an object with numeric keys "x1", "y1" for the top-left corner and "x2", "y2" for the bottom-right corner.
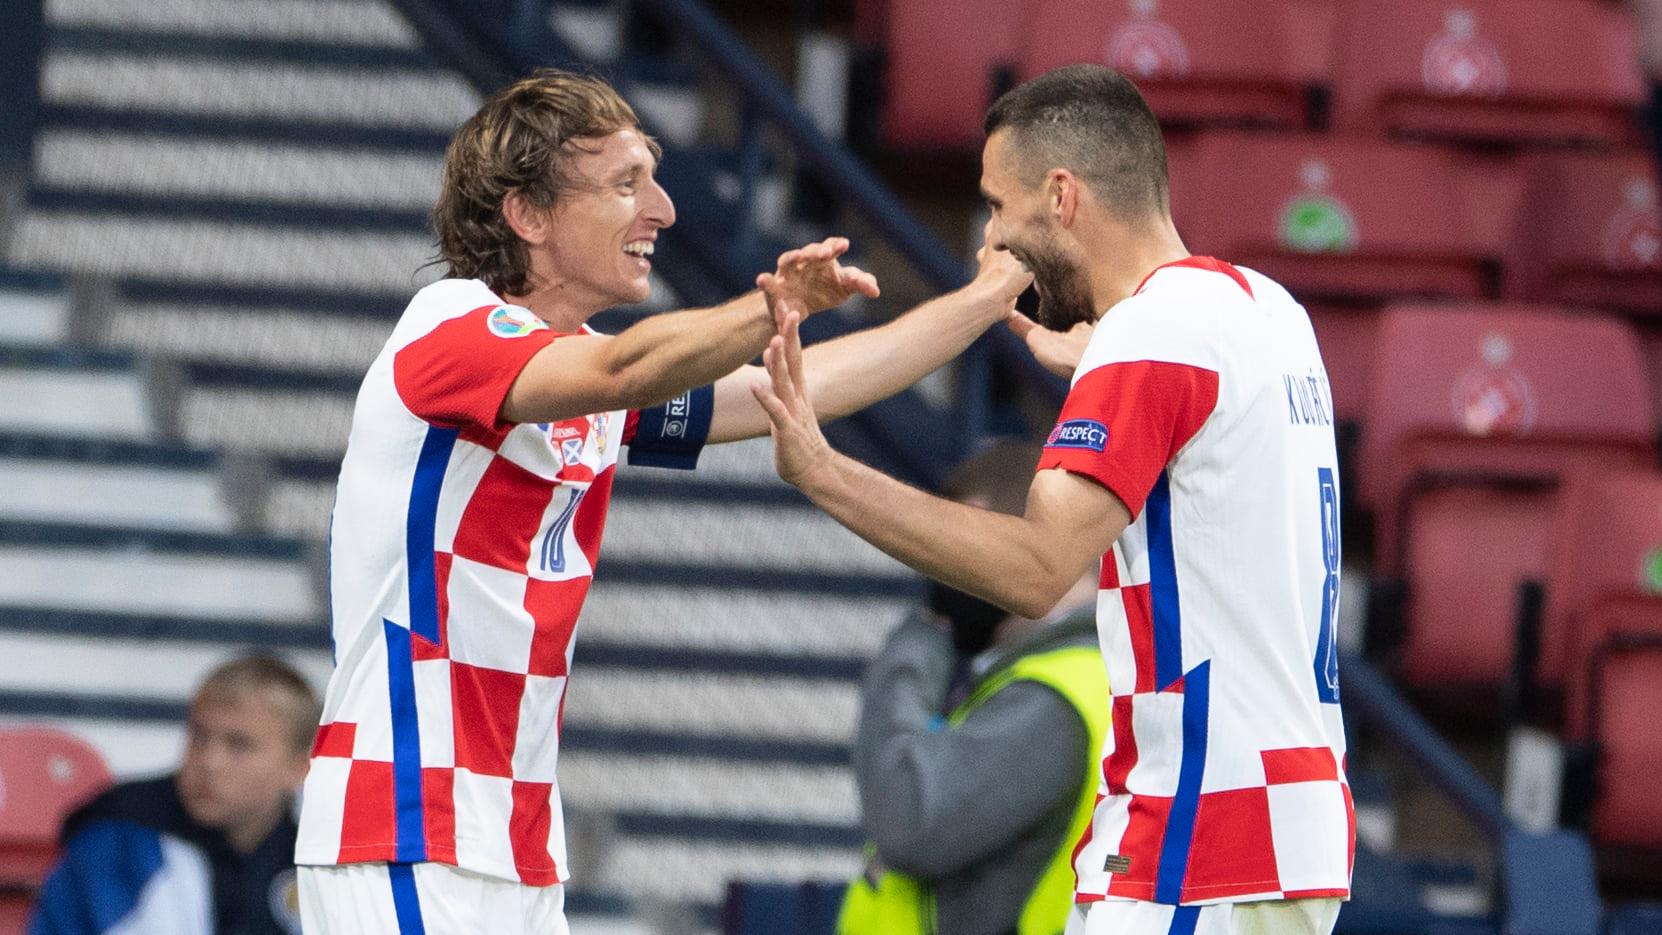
[
  {"x1": 1064, "y1": 898, "x2": 1342, "y2": 935},
  {"x1": 298, "y1": 862, "x2": 569, "y2": 935}
]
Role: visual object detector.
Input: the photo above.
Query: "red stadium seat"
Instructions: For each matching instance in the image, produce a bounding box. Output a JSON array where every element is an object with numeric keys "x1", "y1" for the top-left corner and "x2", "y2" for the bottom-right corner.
[
  {"x1": 1578, "y1": 635, "x2": 1662, "y2": 868},
  {"x1": 0, "y1": 728, "x2": 110, "y2": 889},
  {"x1": 1306, "y1": 304, "x2": 1377, "y2": 422},
  {"x1": 1330, "y1": 0, "x2": 1646, "y2": 146},
  {"x1": 1504, "y1": 150, "x2": 1662, "y2": 316},
  {"x1": 1015, "y1": 0, "x2": 1333, "y2": 130},
  {"x1": 879, "y1": 0, "x2": 1026, "y2": 150},
  {"x1": 1536, "y1": 470, "x2": 1662, "y2": 714},
  {"x1": 1358, "y1": 305, "x2": 1654, "y2": 702},
  {"x1": 0, "y1": 895, "x2": 27, "y2": 935},
  {"x1": 1169, "y1": 133, "x2": 1501, "y2": 302}
]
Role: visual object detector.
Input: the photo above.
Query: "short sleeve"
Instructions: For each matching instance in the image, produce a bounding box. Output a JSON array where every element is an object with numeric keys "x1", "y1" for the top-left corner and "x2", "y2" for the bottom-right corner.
[
  {"x1": 1037, "y1": 360, "x2": 1219, "y2": 518},
  {"x1": 623, "y1": 384, "x2": 715, "y2": 470},
  {"x1": 392, "y1": 304, "x2": 559, "y2": 430}
]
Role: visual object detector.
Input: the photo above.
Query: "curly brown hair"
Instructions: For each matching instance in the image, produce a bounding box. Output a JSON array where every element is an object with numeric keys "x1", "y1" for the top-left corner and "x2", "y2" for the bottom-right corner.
[{"x1": 432, "y1": 68, "x2": 660, "y2": 297}]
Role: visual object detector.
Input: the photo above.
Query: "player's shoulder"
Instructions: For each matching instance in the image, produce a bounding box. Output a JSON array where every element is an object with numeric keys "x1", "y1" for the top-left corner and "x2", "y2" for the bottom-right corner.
[{"x1": 391, "y1": 279, "x2": 547, "y2": 348}]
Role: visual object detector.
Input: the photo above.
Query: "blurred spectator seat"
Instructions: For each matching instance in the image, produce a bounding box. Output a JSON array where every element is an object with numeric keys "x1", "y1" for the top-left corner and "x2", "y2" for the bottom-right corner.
[
  {"x1": 1331, "y1": 0, "x2": 1646, "y2": 146},
  {"x1": 1016, "y1": 0, "x2": 1333, "y2": 130},
  {"x1": 0, "y1": 727, "x2": 111, "y2": 922},
  {"x1": 1575, "y1": 633, "x2": 1662, "y2": 870},
  {"x1": 1505, "y1": 150, "x2": 1662, "y2": 316},
  {"x1": 1170, "y1": 133, "x2": 1501, "y2": 302},
  {"x1": 1307, "y1": 305, "x2": 1377, "y2": 424},
  {"x1": 879, "y1": 0, "x2": 1024, "y2": 150},
  {"x1": 1533, "y1": 469, "x2": 1662, "y2": 724},
  {"x1": 1358, "y1": 305, "x2": 1654, "y2": 704}
]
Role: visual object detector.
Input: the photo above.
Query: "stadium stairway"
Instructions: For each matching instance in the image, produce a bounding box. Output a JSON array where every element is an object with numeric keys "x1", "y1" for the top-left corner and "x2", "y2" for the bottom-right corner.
[{"x1": 0, "y1": 0, "x2": 932, "y2": 927}]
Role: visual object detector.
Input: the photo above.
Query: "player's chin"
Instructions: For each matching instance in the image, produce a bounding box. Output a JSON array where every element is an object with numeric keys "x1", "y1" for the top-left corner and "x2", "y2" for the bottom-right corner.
[{"x1": 623, "y1": 277, "x2": 652, "y2": 305}]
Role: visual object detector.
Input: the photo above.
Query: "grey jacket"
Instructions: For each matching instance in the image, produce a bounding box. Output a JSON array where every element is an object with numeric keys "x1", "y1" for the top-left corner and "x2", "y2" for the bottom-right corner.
[{"x1": 851, "y1": 611, "x2": 1098, "y2": 935}]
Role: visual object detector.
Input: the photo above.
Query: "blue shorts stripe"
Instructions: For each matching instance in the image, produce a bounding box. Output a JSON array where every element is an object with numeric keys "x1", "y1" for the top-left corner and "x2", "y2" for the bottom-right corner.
[
  {"x1": 1155, "y1": 660, "x2": 1211, "y2": 904},
  {"x1": 406, "y1": 426, "x2": 457, "y2": 645},
  {"x1": 1145, "y1": 471, "x2": 1184, "y2": 691},
  {"x1": 388, "y1": 863, "x2": 427, "y2": 934},
  {"x1": 1167, "y1": 904, "x2": 1201, "y2": 935},
  {"x1": 384, "y1": 619, "x2": 427, "y2": 862}
]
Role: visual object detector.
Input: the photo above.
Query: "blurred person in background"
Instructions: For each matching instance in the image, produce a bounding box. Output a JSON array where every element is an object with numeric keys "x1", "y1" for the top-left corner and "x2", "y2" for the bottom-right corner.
[
  {"x1": 30, "y1": 656, "x2": 319, "y2": 935},
  {"x1": 838, "y1": 438, "x2": 1107, "y2": 935},
  {"x1": 296, "y1": 67, "x2": 1031, "y2": 934}
]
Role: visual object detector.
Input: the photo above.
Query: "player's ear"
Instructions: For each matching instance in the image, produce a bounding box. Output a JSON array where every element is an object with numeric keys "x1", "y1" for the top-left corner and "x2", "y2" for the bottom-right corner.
[
  {"x1": 502, "y1": 189, "x2": 551, "y2": 246},
  {"x1": 1050, "y1": 169, "x2": 1078, "y2": 227}
]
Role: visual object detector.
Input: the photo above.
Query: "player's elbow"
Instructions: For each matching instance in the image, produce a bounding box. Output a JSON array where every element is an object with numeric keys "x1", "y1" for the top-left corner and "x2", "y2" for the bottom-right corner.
[{"x1": 1003, "y1": 565, "x2": 1081, "y2": 621}]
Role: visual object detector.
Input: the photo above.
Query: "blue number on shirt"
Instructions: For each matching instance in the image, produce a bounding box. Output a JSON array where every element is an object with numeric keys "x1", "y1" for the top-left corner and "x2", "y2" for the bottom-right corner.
[
  {"x1": 1313, "y1": 467, "x2": 1341, "y2": 703},
  {"x1": 539, "y1": 488, "x2": 586, "y2": 574}
]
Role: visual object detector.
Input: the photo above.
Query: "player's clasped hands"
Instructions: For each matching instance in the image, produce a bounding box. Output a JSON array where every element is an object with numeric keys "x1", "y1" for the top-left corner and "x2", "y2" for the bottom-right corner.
[{"x1": 757, "y1": 236, "x2": 881, "y2": 331}]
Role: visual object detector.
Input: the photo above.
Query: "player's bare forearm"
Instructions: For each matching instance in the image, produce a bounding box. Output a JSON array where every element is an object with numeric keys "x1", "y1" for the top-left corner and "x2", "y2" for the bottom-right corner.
[
  {"x1": 600, "y1": 291, "x2": 776, "y2": 408},
  {"x1": 751, "y1": 313, "x2": 1126, "y2": 617},
  {"x1": 502, "y1": 292, "x2": 774, "y2": 423},
  {"x1": 795, "y1": 452, "x2": 1080, "y2": 619},
  {"x1": 710, "y1": 241, "x2": 1028, "y2": 443},
  {"x1": 706, "y1": 281, "x2": 1009, "y2": 443}
]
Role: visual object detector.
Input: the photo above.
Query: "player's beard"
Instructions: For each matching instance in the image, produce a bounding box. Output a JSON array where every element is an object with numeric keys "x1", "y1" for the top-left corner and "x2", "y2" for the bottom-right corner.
[{"x1": 1017, "y1": 232, "x2": 1096, "y2": 331}]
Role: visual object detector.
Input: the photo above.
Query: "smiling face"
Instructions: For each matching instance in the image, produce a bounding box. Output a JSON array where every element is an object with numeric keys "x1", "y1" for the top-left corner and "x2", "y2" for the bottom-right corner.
[
  {"x1": 531, "y1": 128, "x2": 676, "y2": 314},
  {"x1": 980, "y1": 130, "x2": 1097, "y2": 331}
]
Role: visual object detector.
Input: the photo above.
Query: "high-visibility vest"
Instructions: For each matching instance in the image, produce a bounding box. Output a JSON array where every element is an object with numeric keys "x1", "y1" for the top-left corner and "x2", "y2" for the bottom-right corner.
[{"x1": 837, "y1": 641, "x2": 1110, "y2": 935}]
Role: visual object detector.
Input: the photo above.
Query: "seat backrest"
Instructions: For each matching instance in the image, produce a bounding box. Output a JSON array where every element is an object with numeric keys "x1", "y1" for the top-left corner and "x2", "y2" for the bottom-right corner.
[
  {"x1": 1538, "y1": 470, "x2": 1662, "y2": 703},
  {"x1": 1016, "y1": 0, "x2": 1328, "y2": 129},
  {"x1": 880, "y1": 0, "x2": 1027, "y2": 150},
  {"x1": 1170, "y1": 133, "x2": 1495, "y2": 302},
  {"x1": 1359, "y1": 304, "x2": 1653, "y2": 507},
  {"x1": 1330, "y1": 0, "x2": 1645, "y2": 146},
  {"x1": 1505, "y1": 150, "x2": 1662, "y2": 316},
  {"x1": 1583, "y1": 640, "x2": 1662, "y2": 851},
  {"x1": 0, "y1": 728, "x2": 111, "y2": 885}
]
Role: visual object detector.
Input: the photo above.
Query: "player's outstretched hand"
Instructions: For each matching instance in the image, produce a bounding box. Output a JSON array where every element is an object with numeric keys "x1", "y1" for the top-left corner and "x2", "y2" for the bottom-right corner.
[
  {"x1": 973, "y1": 219, "x2": 1034, "y2": 317},
  {"x1": 750, "y1": 311, "x2": 835, "y2": 489},
  {"x1": 1007, "y1": 311, "x2": 1093, "y2": 378},
  {"x1": 756, "y1": 237, "x2": 880, "y2": 330}
]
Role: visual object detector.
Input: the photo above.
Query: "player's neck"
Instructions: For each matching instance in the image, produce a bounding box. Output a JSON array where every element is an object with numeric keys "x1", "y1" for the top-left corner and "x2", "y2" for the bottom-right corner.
[
  {"x1": 1087, "y1": 219, "x2": 1190, "y2": 317},
  {"x1": 502, "y1": 283, "x2": 596, "y2": 334}
]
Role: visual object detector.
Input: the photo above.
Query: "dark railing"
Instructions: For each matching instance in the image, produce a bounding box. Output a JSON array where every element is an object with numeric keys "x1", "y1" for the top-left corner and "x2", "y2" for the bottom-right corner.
[
  {"x1": 1343, "y1": 653, "x2": 1601, "y2": 935},
  {"x1": 1, "y1": 0, "x2": 44, "y2": 172}
]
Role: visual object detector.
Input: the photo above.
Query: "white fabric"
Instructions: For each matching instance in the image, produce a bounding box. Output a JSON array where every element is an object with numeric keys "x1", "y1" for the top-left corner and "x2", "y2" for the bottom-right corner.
[
  {"x1": 298, "y1": 863, "x2": 568, "y2": 935},
  {"x1": 107, "y1": 835, "x2": 213, "y2": 935}
]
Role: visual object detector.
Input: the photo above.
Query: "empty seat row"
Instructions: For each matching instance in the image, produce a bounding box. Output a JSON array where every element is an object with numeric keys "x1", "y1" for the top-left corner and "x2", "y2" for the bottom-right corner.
[
  {"x1": 1353, "y1": 303, "x2": 1662, "y2": 870},
  {"x1": 1165, "y1": 134, "x2": 1660, "y2": 421},
  {"x1": 873, "y1": 0, "x2": 1646, "y2": 150}
]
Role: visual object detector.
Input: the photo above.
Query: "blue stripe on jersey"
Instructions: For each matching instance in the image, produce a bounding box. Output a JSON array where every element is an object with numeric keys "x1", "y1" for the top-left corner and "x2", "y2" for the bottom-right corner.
[
  {"x1": 1146, "y1": 471, "x2": 1183, "y2": 691},
  {"x1": 1155, "y1": 660, "x2": 1211, "y2": 904},
  {"x1": 1167, "y1": 905, "x2": 1201, "y2": 935},
  {"x1": 406, "y1": 426, "x2": 457, "y2": 645},
  {"x1": 388, "y1": 862, "x2": 427, "y2": 934},
  {"x1": 383, "y1": 619, "x2": 427, "y2": 863}
]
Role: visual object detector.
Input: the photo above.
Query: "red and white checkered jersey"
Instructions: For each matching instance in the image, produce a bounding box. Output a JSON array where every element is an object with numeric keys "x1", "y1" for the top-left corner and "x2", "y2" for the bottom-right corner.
[
  {"x1": 1040, "y1": 258, "x2": 1353, "y2": 906},
  {"x1": 295, "y1": 279, "x2": 710, "y2": 885}
]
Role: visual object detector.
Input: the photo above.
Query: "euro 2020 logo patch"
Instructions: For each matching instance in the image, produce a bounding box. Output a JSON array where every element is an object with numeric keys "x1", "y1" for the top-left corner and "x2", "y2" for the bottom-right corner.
[
  {"x1": 1048, "y1": 419, "x2": 1110, "y2": 452},
  {"x1": 488, "y1": 305, "x2": 546, "y2": 338}
]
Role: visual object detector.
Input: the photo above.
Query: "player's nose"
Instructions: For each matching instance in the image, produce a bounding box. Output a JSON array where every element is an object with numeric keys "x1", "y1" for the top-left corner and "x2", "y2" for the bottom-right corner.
[{"x1": 644, "y1": 177, "x2": 675, "y2": 229}]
